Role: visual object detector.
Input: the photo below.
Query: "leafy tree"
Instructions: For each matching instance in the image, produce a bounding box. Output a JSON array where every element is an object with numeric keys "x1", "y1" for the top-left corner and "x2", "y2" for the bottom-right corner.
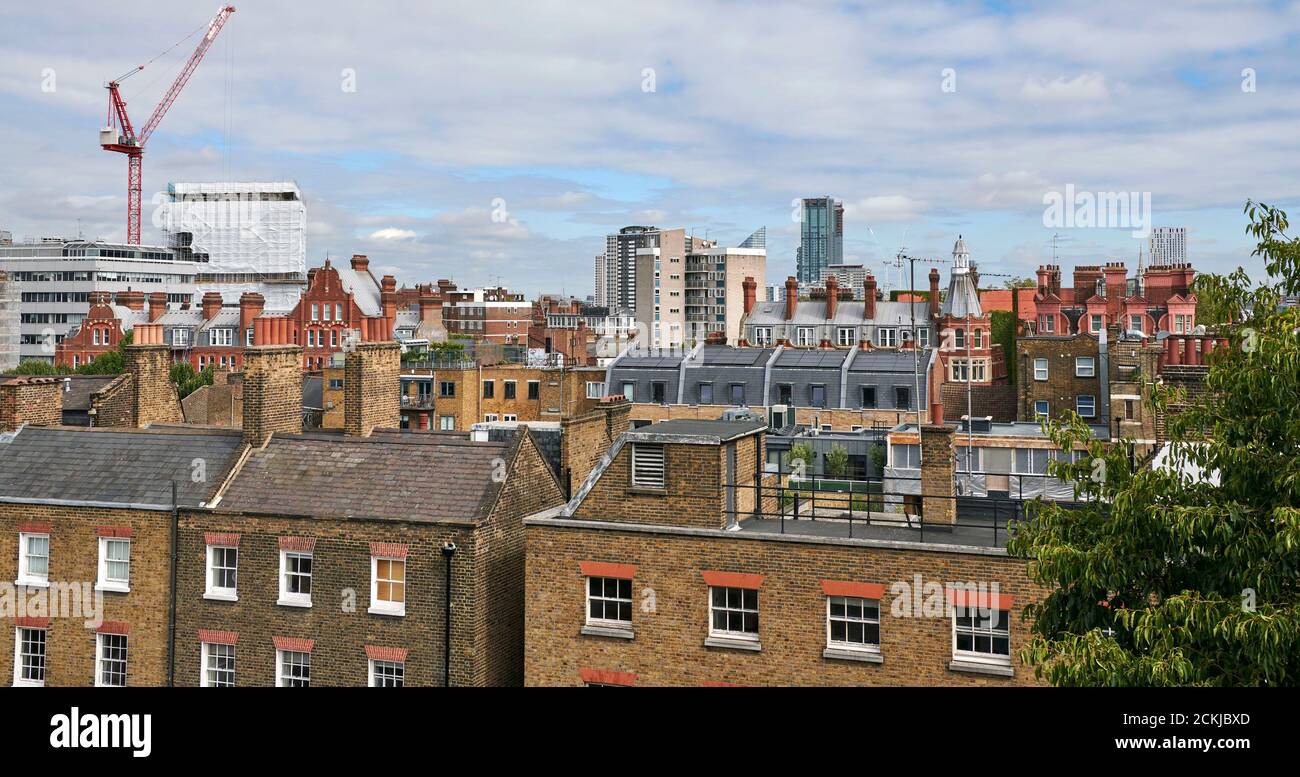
[
  {"x1": 1002, "y1": 277, "x2": 1036, "y2": 290},
  {"x1": 13, "y1": 360, "x2": 66, "y2": 376},
  {"x1": 170, "y1": 361, "x2": 214, "y2": 399},
  {"x1": 823, "y1": 444, "x2": 849, "y2": 478},
  {"x1": 990, "y1": 310, "x2": 1017, "y2": 385},
  {"x1": 1008, "y1": 201, "x2": 1300, "y2": 686},
  {"x1": 788, "y1": 442, "x2": 816, "y2": 478}
]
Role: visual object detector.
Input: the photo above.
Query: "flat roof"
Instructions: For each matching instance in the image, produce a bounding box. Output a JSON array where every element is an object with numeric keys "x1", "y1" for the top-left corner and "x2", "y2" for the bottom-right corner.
[{"x1": 625, "y1": 418, "x2": 767, "y2": 444}]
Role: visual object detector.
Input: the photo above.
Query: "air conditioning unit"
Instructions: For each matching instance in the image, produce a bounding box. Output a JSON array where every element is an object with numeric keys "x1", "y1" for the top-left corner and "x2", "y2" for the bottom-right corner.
[{"x1": 768, "y1": 403, "x2": 790, "y2": 431}]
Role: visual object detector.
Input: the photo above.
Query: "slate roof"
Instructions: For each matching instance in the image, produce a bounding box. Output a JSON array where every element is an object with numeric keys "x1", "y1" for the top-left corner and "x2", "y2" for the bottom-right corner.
[
  {"x1": 0, "y1": 426, "x2": 246, "y2": 508},
  {"x1": 0, "y1": 375, "x2": 116, "y2": 413},
  {"x1": 216, "y1": 433, "x2": 517, "y2": 523},
  {"x1": 334, "y1": 263, "x2": 383, "y2": 316}
]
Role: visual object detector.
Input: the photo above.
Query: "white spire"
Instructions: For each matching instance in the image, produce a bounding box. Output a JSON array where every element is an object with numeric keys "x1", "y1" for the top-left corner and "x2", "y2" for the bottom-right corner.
[{"x1": 952, "y1": 234, "x2": 970, "y2": 270}]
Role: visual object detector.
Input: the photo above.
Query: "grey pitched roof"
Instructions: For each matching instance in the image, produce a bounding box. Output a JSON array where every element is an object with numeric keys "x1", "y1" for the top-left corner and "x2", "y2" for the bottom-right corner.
[
  {"x1": 215, "y1": 433, "x2": 516, "y2": 523},
  {"x1": 942, "y1": 269, "x2": 982, "y2": 318},
  {"x1": 0, "y1": 426, "x2": 246, "y2": 508},
  {"x1": 848, "y1": 348, "x2": 933, "y2": 373},
  {"x1": 334, "y1": 264, "x2": 382, "y2": 316}
]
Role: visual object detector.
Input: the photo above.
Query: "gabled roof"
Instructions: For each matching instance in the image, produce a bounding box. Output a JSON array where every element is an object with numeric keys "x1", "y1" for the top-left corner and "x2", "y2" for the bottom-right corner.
[
  {"x1": 744, "y1": 300, "x2": 931, "y2": 327},
  {"x1": 0, "y1": 426, "x2": 245, "y2": 509},
  {"x1": 215, "y1": 433, "x2": 518, "y2": 523},
  {"x1": 333, "y1": 263, "x2": 382, "y2": 316}
]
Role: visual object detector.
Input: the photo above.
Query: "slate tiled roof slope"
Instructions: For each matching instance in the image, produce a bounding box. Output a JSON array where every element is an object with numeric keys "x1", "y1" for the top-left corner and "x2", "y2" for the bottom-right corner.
[
  {"x1": 0, "y1": 426, "x2": 246, "y2": 508},
  {"x1": 216, "y1": 433, "x2": 521, "y2": 523}
]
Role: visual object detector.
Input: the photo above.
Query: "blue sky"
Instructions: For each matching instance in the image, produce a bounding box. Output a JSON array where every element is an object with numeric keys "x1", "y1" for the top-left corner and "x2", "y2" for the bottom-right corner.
[{"x1": 2, "y1": 0, "x2": 1298, "y2": 295}]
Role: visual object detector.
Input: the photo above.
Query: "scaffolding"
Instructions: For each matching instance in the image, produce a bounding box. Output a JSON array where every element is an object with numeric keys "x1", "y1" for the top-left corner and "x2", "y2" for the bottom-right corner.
[
  {"x1": 0, "y1": 271, "x2": 19, "y2": 371},
  {"x1": 158, "y1": 181, "x2": 307, "y2": 280}
]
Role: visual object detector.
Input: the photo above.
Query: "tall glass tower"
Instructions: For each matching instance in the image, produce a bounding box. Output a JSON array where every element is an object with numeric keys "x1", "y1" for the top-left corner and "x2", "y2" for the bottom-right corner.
[{"x1": 795, "y1": 196, "x2": 843, "y2": 283}]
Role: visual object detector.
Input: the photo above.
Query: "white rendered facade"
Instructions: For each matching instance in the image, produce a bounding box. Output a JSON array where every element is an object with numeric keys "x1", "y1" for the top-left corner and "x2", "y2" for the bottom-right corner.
[{"x1": 0, "y1": 239, "x2": 196, "y2": 362}]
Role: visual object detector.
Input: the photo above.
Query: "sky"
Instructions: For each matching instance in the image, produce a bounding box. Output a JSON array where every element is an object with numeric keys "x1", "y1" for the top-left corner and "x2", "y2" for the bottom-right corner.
[{"x1": 2, "y1": 0, "x2": 1298, "y2": 296}]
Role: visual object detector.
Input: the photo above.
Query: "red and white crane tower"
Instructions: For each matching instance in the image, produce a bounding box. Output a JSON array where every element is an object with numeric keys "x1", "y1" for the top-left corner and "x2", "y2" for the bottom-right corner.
[{"x1": 100, "y1": 5, "x2": 236, "y2": 244}]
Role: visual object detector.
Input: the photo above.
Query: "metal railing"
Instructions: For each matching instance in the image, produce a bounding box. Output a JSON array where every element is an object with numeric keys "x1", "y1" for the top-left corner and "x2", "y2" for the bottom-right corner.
[{"x1": 722, "y1": 473, "x2": 1074, "y2": 547}]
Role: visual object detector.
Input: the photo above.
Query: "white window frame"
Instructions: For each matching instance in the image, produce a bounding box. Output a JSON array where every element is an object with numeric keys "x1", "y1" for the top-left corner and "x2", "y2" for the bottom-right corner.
[
  {"x1": 200, "y1": 642, "x2": 235, "y2": 687},
  {"x1": 836, "y1": 327, "x2": 856, "y2": 347},
  {"x1": 205, "y1": 545, "x2": 238, "y2": 601},
  {"x1": 369, "y1": 659, "x2": 405, "y2": 687},
  {"x1": 277, "y1": 550, "x2": 313, "y2": 608},
  {"x1": 877, "y1": 328, "x2": 898, "y2": 348},
  {"x1": 369, "y1": 556, "x2": 407, "y2": 617},
  {"x1": 16, "y1": 532, "x2": 49, "y2": 588},
  {"x1": 586, "y1": 576, "x2": 633, "y2": 627},
  {"x1": 210, "y1": 328, "x2": 234, "y2": 347},
  {"x1": 1076, "y1": 395, "x2": 1096, "y2": 418},
  {"x1": 826, "y1": 596, "x2": 881, "y2": 654},
  {"x1": 952, "y1": 606, "x2": 1011, "y2": 666},
  {"x1": 631, "y1": 443, "x2": 665, "y2": 489},
  {"x1": 708, "y1": 586, "x2": 759, "y2": 642},
  {"x1": 1090, "y1": 314, "x2": 1102, "y2": 333},
  {"x1": 916, "y1": 327, "x2": 931, "y2": 348},
  {"x1": 796, "y1": 327, "x2": 815, "y2": 347},
  {"x1": 1075, "y1": 356, "x2": 1095, "y2": 377},
  {"x1": 95, "y1": 633, "x2": 128, "y2": 687},
  {"x1": 1034, "y1": 400, "x2": 1049, "y2": 420},
  {"x1": 1033, "y1": 358, "x2": 1048, "y2": 381},
  {"x1": 275, "y1": 649, "x2": 311, "y2": 687},
  {"x1": 172, "y1": 327, "x2": 190, "y2": 346},
  {"x1": 586, "y1": 381, "x2": 605, "y2": 399},
  {"x1": 753, "y1": 326, "x2": 772, "y2": 346},
  {"x1": 13, "y1": 627, "x2": 46, "y2": 687},
  {"x1": 95, "y1": 537, "x2": 131, "y2": 593},
  {"x1": 438, "y1": 415, "x2": 455, "y2": 431},
  {"x1": 1040, "y1": 315, "x2": 1054, "y2": 334}
]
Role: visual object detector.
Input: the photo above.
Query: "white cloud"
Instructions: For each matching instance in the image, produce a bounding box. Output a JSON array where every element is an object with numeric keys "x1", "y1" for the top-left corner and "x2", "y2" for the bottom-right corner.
[
  {"x1": 368, "y1": 228, "x2": 418, "y2": 241},
  {"x1": 842, "y1": 196, "x2": 927, "y2": 224},
  {"x1": 1020, "y1": 73, "x2": 1110, "y2": 102}
]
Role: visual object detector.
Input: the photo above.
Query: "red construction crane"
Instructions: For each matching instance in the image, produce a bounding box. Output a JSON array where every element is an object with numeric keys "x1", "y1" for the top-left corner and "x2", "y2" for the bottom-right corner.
[{"x1": 100, "y1": 6, "x2": 236, "y2": 244}]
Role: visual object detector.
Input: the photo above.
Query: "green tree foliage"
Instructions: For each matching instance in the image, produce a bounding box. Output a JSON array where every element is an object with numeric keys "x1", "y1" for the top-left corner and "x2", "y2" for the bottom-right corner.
[
  {"x1": 789, "y1": 442, "x2": 815, "y2": 478},
  {"x1": 170, "y1": 362, "x2": 214, "y2": 399},
  {"x1": 12, "y1": 331, "x2": 134, "y2": 376},
  {"x1": 823, "y1": 444, "x2": 849, "y2": 478},
  {"x1": 990, "y1": 310, "x2": 1017, "y2": 385},
  {"x1": 1002, "y1": 277, "x2": 1036, "y2": 289},
  {"x1": 1008, "y1": 201, "x2": 1300, "y2": 686}
]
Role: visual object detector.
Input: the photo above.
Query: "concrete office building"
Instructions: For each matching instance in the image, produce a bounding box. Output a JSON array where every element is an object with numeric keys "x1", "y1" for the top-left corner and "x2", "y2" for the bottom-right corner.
[
  {"x1": 0, "y1": 238, "x2": 196, "y2": 363},
  {"x1": 599, "y1": 226, "x2": 659, "y2": 314},
  {"x1": 1148, "y1": 227, "x2": 1186, "y2": 267}
]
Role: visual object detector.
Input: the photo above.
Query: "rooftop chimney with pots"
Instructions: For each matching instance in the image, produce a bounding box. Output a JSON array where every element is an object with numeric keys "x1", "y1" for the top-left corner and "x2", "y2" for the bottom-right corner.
[
  {"x1": 124, "y1": 323, "x2": 184, "y2": 427},
  {"x1": 239, "y1": 292, "x2": 266, "y2": 335},
  {"x1": 350, "y1": 254, "x2": 370, "y2": 273},
  {"x1": 242, "y1": 344, "x2": 304, "y2": 446},
  {"x1": 864, "y1": 274, "x2": 877, "y2": 320},
  {"x1": 742, "y1": 276, "x2": 757, "y2": 316},
  {"x1": 201, "y1": 291, "x2": 224, "y2": 321},
  {"x1": 825, "y1": 275, "x2": 839, "y2": 320},
  {"x1": 784, "y1": 276, "x2": 798, "y2": 321},
  {"x1": 147, "y1": 292, "x2": 168, "y2": 322},
  {"x1": 116, "y1": 289, "x2": 145, "y2": 311},
  {"x1": 345, "y1": 342, "x2": 401, "y2": 437}
]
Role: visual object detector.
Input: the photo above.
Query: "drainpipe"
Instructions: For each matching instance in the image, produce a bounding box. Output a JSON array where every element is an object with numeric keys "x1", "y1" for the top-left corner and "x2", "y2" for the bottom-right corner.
[
  {"x1": 166, "y1": 480, "x2": 179, "y2": 687},
  {"x1": 441, "y1": 541, "x2": 457, "y2": 687}
]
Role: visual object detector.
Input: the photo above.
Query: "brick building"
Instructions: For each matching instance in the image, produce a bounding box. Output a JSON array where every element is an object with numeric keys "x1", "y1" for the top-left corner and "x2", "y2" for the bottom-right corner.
[
  {"x1": 1016, "y1": 332, "x2": 1102, "y2": 423},
  {"x1": 524, "y1": 418, "x2": 1049, "y2": 686},
  {"x1": 3, "y1": 325, "x2": 568, "y2": 686},
  {"x1": 1028, "y1": 261, "x2": 1197, "y2": 338},
  {"x1": 443, "y1": 286, "x2": 532, "y2": 345}
]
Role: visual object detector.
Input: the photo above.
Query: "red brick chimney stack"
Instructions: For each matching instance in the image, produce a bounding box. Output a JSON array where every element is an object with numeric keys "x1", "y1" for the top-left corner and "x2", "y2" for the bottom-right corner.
[
  {"x1": 201, "y1": 292, "x2": 223, "y2": 321},
  {"x1": 825, "y1": 275, "x2": 839, "y2": 320},
  {"x1": 742, "y1": 276, "x2": 757, "y2": 316},
  {"x1": 147, "y1": 292, "x2": 168, "y2": 322},
  {"x1": 864, "y1": 274, "x2": 877, "y2": 320},
  {"x1": 784, "y1": 276, "x2": 798, "y2": 321}
]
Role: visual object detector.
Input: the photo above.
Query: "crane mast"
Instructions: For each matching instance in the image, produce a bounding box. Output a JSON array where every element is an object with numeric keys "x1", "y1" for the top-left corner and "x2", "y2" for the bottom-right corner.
[{"x1": 100, "y1": 5, "x2": 236, "y2": 244}]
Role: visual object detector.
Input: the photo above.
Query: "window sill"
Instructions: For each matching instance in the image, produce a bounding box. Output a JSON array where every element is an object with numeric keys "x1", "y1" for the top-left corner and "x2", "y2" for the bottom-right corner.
[
  {"x1": 12, "y1": 680, "x2": 44, "y2": 688},
  {"x1": 94, "y1": 583, "x2": 130, "y2": 594},
  {"x1": 368, "y1": 605, "x2": 406, "y2": 618},
  {"x1": 276, "y1": 598, "x2": 312, "y2": 609},
  {"x1": 823, "y1": 647, "x2": 883, "y2": 664},
  {"x1": 14, "y1": 579, "x2": 48, "y2": 589},
  {"x1": 948, "y1": 659, "x2": 1014, "y2": 677},
  {"x1": 627, "y1": 487, "x2": 668, "y2": 496},
  {"x1": 581, "y1": 624, "x2": 635, "y2": 640},
  {"x1": 704, "y1": 635, "x2": 761, "y2": 652},
  {"x1": 204, "y1": 591, "x2": 238, "y2": 602}
]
